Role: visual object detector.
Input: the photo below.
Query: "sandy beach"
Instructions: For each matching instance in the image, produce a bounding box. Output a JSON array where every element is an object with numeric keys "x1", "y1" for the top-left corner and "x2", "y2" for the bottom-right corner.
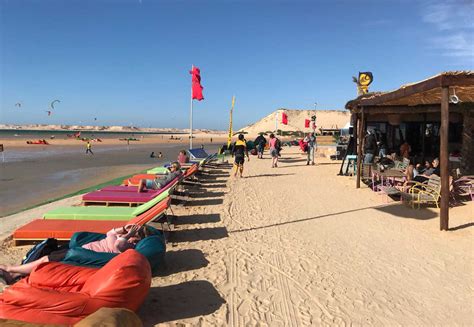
[{"x1": 1, "y1": 148, "x2": 472, "y2": 325}]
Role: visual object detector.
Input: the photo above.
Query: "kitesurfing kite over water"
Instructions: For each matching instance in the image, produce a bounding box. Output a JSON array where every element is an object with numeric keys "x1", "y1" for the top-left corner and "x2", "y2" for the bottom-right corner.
[
  {"x1": 50, "y1": 99, "x2": 60, "y2": 109},
  {"x1": 15, "y1": 102, "x2": 22, "y2": 108}
]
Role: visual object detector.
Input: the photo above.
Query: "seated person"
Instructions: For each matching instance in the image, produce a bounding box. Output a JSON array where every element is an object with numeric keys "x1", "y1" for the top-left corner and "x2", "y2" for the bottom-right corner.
[
  {"x1": 138, "y1": 161, "x2": 182, "y2": 192},
  {"x1": 414, "y1": 158, "x2": 440, "y2": 183},
  {"x1": 177, "y1": 150, "x2": 189, "y2": 164},
  {"x1": 0, "y1": 224, "x2": 149, "y2": 284}
]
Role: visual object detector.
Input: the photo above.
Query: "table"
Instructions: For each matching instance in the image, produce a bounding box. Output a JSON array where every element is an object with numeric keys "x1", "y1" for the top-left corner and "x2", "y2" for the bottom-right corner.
[{"x1": 372, "y1": 169, "x2": 406, "y2": 192}]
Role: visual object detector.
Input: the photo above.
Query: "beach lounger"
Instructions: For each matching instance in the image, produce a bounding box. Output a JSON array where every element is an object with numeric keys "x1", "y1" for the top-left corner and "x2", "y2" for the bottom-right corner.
[
  {"x1": 82, "y1": 176, "x2": 179, "y2": 206},
  {"x1": 188, "y1": 148, "x2": 210, "y2": 160},
  {"x1": 43, "y1": 189, "x2": 170, "y2": 220},
  {"x1": 100, "y1": 185, "x2": 144, "y2": 192},
  {"x1": 12, "y1": 196, "x2": 170, "y2": 244}
]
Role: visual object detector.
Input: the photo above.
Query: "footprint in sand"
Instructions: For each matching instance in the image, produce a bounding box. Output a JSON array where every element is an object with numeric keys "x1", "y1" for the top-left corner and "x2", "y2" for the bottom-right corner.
[{"x1": 237, "y1": 299, "x2": 251, "y2": 315}]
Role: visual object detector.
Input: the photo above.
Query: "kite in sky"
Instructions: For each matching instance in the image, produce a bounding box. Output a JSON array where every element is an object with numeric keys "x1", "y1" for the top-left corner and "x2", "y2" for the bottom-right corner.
[{"x1": 50, "y1": 99, "x2": 60, "y2": 109}]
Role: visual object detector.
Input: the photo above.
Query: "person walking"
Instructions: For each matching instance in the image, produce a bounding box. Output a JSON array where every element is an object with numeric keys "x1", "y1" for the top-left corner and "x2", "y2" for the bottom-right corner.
[
  {"x1": 269, "y1": 133, "x2": 281, "y2": 168},
  {"x1": 85, "y1": 141, "x2": 94, "y2": 155},
  {"x1": 304, "y1": 132, "x2": 317, "y2": 165},
  {"x1": 254, "y1": 133, "x2": 267, "y2": 159},
  {"x1": 232, "y1": 134, "x2": 249, "y2": 177}
]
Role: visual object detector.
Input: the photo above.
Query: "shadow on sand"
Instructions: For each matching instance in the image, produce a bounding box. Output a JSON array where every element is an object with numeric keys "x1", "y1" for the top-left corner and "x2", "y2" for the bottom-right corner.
[
  {"x1": 229, "y1": 203, "x2": 438, "y2": 233},
  {"x1": 156, "y1": 249, "x2": 209, "y2": 276},
  {"x1": 191, "y1": 191, "x2": 226, "y2": 199},
  {"x1": 202, "y1": 183, "x2": 227, "y2": 188},
  {"x1": 174, "y1": 213, "x2": 221, "y2": 225},
  {"x1": 139, "y1": 281, "x2": 225, "y2": 325},
  {"x1": 449, "y1": 221, "x2": 474, "y2": 231},
  {"x1": 244, "y1": 173, "x2": 295, "y2": 178},
  {"x1": 187, "y1": 198, "x2": 224, "y2": 206},
  {"x1": 374, "y1": 203, "x2": 438, "y2": 220},
  {"x1": 170, "y1": 226, "x2": 229, "y2": 243}
]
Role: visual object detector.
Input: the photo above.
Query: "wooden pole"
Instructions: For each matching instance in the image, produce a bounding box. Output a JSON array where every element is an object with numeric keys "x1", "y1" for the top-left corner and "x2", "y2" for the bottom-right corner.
[
  {"x1": 440, "y1": 87, "x2": 450, "y2": 231},
  {"x1": 422, "y1": 113, "x2": 426, "y2": 163},
  {"x1": 356, "y1": 108, "x2": 365, "y2": 188}
]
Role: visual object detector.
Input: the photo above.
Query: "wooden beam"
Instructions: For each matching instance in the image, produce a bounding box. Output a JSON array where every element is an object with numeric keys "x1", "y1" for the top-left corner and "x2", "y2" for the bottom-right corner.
[
  {"x1": 356, "y1": 108, "x2": 365, "y2": 188},
  {"x1": 440, "y1": 87, "x2": 450, "y2": 231},
  {"x1": 351, "y1": 104, "x2": 467, "y2": 115}
]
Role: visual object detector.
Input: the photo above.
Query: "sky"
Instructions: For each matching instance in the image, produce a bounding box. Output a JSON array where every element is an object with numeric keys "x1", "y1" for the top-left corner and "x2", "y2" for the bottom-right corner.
[{"x1": 1, "y1": 0, "x2": 473, "y2": 130}]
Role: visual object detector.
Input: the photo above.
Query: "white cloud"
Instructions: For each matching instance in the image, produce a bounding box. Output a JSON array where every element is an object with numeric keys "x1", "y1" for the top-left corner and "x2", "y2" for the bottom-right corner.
[{"x1": 421, "y1": 0, "x2": 474, "y2": 62}]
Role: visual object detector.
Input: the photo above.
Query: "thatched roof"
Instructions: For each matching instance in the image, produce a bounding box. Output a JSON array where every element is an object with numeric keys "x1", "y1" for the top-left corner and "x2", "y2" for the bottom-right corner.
[{"x1": 345, "y1": 71, "x2": 474, "y2": 111}]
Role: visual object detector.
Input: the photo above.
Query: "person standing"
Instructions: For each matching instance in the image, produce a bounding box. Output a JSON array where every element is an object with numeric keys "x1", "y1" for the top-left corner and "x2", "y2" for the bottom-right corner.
[
  {"x1": 400, "y1": 141, "x2": 411, "y2": 159},
  {"x1": 232, "y1": 134, "x2": 249, "y2": 177},
  {"x1": 363, "y1": 130, "x2": 377, "y2": 163},
  {"x1": 254, "y1": 133, "x2": 267, "y2": 159},
  {"x1": 86, "y1": 141, "x2": 94, "y2": 155},
  {"x1": 377, "y1": 132, "x2": 387, "y2": 158},
  {"x1": 304, "y1": 132, "x2": 317, "y2": 165},
  {"x1": 269, "y1": 133, "x2": 280, "y2": 168}
]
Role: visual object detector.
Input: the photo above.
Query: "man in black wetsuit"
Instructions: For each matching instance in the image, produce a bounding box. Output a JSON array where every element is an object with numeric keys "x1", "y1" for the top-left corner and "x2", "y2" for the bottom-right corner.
[{"x1": 232, "y1": 134, "x2": 250, "y2": 177}]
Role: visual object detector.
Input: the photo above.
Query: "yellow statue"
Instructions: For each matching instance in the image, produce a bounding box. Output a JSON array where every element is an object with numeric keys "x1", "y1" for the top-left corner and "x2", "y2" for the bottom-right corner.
[{"x1": 352, "y1": 72, "x2": 373, "y2": 95}]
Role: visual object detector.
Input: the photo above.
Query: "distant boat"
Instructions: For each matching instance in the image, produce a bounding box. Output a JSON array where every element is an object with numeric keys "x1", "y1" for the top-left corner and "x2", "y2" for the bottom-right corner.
[{"x1": 14, "y1": 134, "x2": 20, "y2": 137}]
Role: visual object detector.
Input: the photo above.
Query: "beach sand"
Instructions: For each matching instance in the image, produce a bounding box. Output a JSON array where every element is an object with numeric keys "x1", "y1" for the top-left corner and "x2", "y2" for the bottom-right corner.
[{"x1": 0, "y1": 149, "x2": 472, "y2": 325}]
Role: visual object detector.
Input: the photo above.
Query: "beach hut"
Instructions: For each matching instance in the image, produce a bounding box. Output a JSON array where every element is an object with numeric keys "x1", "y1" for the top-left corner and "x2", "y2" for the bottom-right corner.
[{"x1": 345, "y1": 71, "x2": 474, "y2": 231}]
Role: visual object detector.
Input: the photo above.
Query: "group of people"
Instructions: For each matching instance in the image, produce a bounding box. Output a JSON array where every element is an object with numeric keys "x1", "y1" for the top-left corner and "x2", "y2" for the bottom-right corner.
[
  {"x1": 404, "y1": 158, "x2": 441, "y2": 184},
  {"x1": 229, "y1": 131, "x2": 317, "y2": 177},
  {"x1": 363, "y1": 129, "x2": 412, "y2": 164}
]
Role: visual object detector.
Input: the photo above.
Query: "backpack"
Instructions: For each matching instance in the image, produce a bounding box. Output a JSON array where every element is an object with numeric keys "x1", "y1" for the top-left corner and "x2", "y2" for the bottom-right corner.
[
  {"x1": 275, "y1": 138, "x2": 282, "y2": 151},
  {"x1": 21, "y1": 238, "x2": 59, "y2": 264}
]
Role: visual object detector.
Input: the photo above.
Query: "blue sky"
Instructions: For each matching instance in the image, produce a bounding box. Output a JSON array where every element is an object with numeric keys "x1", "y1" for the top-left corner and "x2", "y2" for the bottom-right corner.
[{"x1": 1, "y1": 0, "x2": 472, "y2": 129}]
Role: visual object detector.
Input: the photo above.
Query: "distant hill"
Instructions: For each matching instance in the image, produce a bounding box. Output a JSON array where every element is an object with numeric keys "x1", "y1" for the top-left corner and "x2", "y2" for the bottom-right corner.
[
  {"x1": 238, "y1": 109, "x2": 350, "y2": 136},
  {"x1": 0, "y1": 124, "x2": 224, "y2": 134}
]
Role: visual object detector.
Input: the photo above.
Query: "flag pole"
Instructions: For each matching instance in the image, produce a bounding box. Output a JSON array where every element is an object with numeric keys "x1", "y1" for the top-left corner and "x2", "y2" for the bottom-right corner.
[
  {"x1": 190, "y1": 64, "x2": 194, "y2": 149},
  {"x1": 275, "y1": 110, "x2": 278, "y2": 134}
]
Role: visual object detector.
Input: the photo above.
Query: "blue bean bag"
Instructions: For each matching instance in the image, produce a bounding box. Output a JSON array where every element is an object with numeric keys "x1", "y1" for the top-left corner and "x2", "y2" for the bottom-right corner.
[{"x1": 61, "y1": 227, "x2": 165, "y2": 272}]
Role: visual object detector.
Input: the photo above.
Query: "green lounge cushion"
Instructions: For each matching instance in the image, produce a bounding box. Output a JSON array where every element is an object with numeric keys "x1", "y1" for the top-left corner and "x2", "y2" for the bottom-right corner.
[{"x1": 44, "y1": 190, "x2": 170, "y2": 221}]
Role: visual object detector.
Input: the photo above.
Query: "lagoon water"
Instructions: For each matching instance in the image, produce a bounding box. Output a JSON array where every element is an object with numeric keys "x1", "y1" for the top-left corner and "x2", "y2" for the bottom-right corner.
[{"x1": 0, "y1": 142, "x2": 219, "y2": 216}]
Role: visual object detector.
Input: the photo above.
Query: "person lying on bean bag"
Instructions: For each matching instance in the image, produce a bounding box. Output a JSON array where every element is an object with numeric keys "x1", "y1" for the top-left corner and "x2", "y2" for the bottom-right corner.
[{"x1": 0, "y1": 224, "x2": 151, "y2": 284}]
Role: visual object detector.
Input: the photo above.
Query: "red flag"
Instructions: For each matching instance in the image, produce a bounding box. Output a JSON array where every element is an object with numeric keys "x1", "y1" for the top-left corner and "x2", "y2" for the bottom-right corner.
[
  {"x1": 282, "y1": 112, "x2": 288, "y2": 125},
  {"x1": 304, "y1": 119, "x2": 310, "y2": 128},
  {"x1": 190, "y1": 66, "x2": 204, "y2": 101}
]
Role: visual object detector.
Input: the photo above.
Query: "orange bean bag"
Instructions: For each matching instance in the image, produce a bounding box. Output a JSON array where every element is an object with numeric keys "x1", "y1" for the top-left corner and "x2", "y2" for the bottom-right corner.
[
  {"x1": 123, "y1": 174, "x2": 157, "y2": 186},
  {"x1": 0, "y1": 250, "x2": 151, "y2": 325}
]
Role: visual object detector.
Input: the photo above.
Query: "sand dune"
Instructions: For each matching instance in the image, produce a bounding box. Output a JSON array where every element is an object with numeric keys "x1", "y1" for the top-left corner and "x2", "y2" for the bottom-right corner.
[{"x1": 239, "y1": 109, "x2": 350, "y2": 136}]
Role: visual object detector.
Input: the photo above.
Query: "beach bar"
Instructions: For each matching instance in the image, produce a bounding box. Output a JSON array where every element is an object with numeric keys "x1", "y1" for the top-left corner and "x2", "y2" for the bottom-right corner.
[{"x1": 345, "y1": 71, "x2": 474, "y2": 230}]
